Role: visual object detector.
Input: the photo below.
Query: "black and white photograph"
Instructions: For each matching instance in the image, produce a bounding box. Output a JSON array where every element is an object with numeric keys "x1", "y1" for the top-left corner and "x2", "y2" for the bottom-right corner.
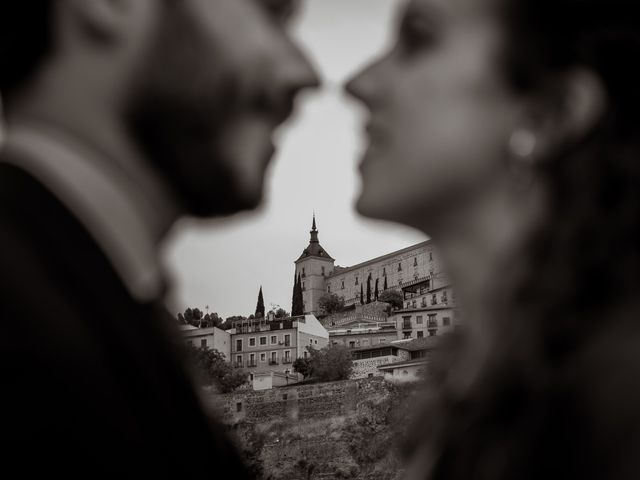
[{"x1": 1, "y1": 0, "x2": 639, "y2": 478}]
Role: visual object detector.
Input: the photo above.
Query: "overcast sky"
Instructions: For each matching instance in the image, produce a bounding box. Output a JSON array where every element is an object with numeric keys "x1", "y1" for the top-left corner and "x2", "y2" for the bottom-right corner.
[{"x1": 163, "y1": 0, "x2": 427, "y2": 318}]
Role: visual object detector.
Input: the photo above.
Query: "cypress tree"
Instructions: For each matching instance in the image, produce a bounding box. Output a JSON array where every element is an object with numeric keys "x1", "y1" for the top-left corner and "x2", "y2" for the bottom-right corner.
[
  {"x1": 255, "y1": 286, "x2": 265, "y2": 318},
  {"x1": 374, "y1": 278, "x2": 379, "y2": 300},
  {"x1": 366, "y1": 274, "x2": 372, "y2": 304},
  {"x1": 384, "y1": 276, "x2": 388, "y2": 291},
  {"x1": 360, "y1": 284, "x2": 364, "y2": 305},
  {"x1": 291, "y1": 270, "x2": 297, "y2": 314},
  {"x1": 297, "y1": 273, "x2": 304, "y2": 314},
  {"x1": 292, "y1": 273, "x2": 304, "y2": 316}
]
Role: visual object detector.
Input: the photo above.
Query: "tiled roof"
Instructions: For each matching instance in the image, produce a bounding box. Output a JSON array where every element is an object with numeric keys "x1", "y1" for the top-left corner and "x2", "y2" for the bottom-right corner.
[
  {"x1": 391, "y1": 336, "x2": 441, "y2": 351},
  {"x1": 348, "y1": 343, "x2": 399, "y2": 353},
  {"x1": 377, "y1": 358, "x2": 427, "y2": 370},
  {"x1": 296, "y1": 216, "x2": 334, "y2": 262},
  {"x1": 296, "y1": 242, "x2": 333, "y2": 261},
  {"x1": 178, "y1": 324, "x2": 198, "y2": 331}
]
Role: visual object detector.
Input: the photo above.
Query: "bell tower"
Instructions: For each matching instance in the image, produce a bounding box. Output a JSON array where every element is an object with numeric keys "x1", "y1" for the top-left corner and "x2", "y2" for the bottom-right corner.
[{"x1": 294, "y1": 215, "x2": 335, "y2": 315}]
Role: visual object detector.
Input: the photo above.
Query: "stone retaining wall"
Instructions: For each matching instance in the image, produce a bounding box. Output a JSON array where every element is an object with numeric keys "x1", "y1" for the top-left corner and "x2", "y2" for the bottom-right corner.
[{"x1": 208, "y1": 377, "x2": 390, "y2": 425}]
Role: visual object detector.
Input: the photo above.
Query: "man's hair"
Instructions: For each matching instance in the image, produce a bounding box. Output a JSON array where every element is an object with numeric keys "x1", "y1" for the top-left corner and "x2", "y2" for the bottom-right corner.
[{"x1": 0, "y1": 2, "x2": 54, "y2": 99}]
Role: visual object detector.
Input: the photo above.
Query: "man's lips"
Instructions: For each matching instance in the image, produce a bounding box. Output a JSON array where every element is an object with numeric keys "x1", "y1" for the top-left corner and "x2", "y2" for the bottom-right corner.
[
  {"x1": 248, "y1": 88, "x2": 297, "y2": 130},
  {"x1": 273, "y1": 93, "x2": 296, "y2": 127}
]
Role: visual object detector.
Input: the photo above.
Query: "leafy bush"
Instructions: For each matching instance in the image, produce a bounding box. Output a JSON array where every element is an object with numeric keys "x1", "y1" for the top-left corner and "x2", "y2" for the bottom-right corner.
[
  {"x1": 186, "y1": 346, "x2": 247, "y2": 393},
  {"x1": 377, "y1": 290, "x2": 404, "y2": 309},
  {"x1": 307, "y1": 344, "x2": 353, "y2": 382},
  {"x1": 319, "y1": 293, "x2": 346, "y2": 314}
]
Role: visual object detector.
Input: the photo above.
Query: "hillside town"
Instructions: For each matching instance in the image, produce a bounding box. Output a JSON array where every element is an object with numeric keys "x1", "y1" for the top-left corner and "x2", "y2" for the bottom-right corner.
[{"x1": 178, "y1": 217, "x2": 460, "y2": 391}]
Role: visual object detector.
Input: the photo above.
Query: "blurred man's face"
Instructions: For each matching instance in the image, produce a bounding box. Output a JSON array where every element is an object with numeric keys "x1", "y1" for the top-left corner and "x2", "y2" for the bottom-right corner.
[{"x1": 127, "y1": 0, "x2": 318, "y2": 217}]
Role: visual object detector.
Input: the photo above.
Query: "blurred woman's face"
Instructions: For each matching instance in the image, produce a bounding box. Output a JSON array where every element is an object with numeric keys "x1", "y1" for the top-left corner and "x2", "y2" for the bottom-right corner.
[{"x1": 347, "y1": 0, "x2": 525, "y2": 228}]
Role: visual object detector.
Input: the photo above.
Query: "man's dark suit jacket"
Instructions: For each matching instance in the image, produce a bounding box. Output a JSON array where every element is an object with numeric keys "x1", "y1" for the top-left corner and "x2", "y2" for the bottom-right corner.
[{"x1": 0, "y1": 152, "x2": 250, "y2": 478}]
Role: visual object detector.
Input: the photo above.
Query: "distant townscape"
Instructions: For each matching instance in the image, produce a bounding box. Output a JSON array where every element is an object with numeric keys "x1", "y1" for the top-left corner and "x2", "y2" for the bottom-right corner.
[{"x1": 177, "y1": 216, "x2": 460, "y2": 392}]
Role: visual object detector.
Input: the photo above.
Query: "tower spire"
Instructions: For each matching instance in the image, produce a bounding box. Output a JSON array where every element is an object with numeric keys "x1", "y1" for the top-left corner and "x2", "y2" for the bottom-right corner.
[{"x1": 310, "y1": 213, "x2": 319, "y2": 243}]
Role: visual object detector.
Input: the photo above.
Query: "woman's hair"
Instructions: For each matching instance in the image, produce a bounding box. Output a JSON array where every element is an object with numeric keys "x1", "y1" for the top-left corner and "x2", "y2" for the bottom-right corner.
[
  {"x1": 410, "y1": 2, "x2": 640, "y2": 479},
  {"x1": 0, "y1": 2, "x2": 54, "y2": 100}
]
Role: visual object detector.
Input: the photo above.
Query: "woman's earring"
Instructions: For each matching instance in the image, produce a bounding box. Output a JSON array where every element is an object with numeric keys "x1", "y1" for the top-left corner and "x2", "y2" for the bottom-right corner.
[
  {"x1": 508, "y1": 129, "x2": 537, "y2": 160},
  {"x1": 507, "y1": 129, "x2": 538, "y2": 188}
]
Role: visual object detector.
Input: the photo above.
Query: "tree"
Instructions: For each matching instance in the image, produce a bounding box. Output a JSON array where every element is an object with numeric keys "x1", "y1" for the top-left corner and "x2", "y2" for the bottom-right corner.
[
  {"x1": 293, "y1": 356, "x2": 312, "y2": 378},
  {"x1": 202, "y1": 312, "x2": 223, "y2": 328},
  {"x1": 186, "y1": 346, "x2": 247, "y2": 393},
  {"x1": 225, "y1": 315, "x2": 246, "y2": 324},
  {"x1": 378, "y1": 290, "x2": 403, "y2": 309},
  {"x1": 292, "y1": 273, "x2": 304, "y2": 316},
  {"x1": 267, "y1": 307, "x2": 290, "y2": 319},
  {"x1": 366, "y1": 274, "x2": 372, "y2": 304},
  {"x1": 267, "y1": 304, "x2": 289, "y2": 319},
  {"x1": 291, "y1": 271, "x2": 298, "y2": 315},
  {"x1": 179, "y1": 307, "x2": 207, "y2": 327},
  {"x1": 360, "y1": 284, "x2": 364, "y2": 305},
  {"x1": 307, "y1": 344, "x2": 353, "y2": 382},
  {"x1": 217, "y1": 320, "x2": 233, "y2": 330},
  {"x1": 255, "y1": 286, "x2": 265, "y2": 318},
  {"x1": 384, "y1": 276, "x2": 388, "y2": 291},
  {"x1": 318, "y1": 293, "x2": 345, "y2": 315},
  {"x1": 374, "y1": 278, "x2": 379, "y2": 301}
]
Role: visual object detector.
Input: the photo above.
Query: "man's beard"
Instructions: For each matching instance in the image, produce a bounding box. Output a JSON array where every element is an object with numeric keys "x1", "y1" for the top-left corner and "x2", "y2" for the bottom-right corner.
[{"x1": 123, "y1": 4, "x2": 261, "y2": 218}]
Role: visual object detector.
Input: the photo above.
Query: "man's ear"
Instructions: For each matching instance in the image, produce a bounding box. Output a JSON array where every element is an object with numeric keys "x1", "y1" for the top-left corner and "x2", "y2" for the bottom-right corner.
[
  {"x1": 62, "y1": 0, "x2": 150, "y2": 44},
  {"x1": 531, "y1": 68, "x2": 607, "y2": 162}
]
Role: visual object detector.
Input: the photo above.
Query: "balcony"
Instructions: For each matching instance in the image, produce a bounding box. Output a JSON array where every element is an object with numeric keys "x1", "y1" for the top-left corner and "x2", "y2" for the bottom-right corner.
[
  {"x1": 402, "y1": 322, "x2": 412, "y2": 330},
  {"x1": 248, "y1": 361, "x2": 257, "y2": 368},
  {"x1": 269, "y1": 359, "x2": 279, "y2": 365},
  {"x1": 234, "y1": 361, "x2": 243, "y2": 368},
  {"x1": 282, "y1": 357, "x2": 293, "y2": 364}
]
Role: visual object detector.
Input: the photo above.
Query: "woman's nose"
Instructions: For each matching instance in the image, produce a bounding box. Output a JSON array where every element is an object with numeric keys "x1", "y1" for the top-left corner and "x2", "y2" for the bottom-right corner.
[{"x1": 344, "y1": 57, "x2": 387, "y2": 108}]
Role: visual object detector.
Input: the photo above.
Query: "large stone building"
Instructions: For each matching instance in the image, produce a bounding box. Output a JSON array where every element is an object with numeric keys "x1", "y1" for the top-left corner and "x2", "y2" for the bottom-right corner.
[
  {"x1": 229, "y1": 315, "x2": 329, "y2": 380},
  {"x1": 295, "y1": 216, "x2": 446, "y2": 315}
]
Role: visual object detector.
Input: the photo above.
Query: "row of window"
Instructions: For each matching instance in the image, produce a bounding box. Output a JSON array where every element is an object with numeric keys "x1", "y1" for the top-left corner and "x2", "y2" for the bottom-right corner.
[
  {"x1": 236, "y1": 333, "x2": 292, "y2": 352},
  {"x1": 302, "y1": 254, "x2": 434, "y2": 284},
  {"x1": 332, "y1": 337, "x2": 390, "y2": 348},
  {"x1": 235, "y1": 335, "x2": 320, "y2": 352},
  {"x1": 402, "y1": 315, "x2": 452, "y2": 330},
  {"x1": 298, "y1": 266, "x2": 327, "y2": 277},
  {"x1": 405, "y1": 291, "x2": 448, "y2": 309},
  {"x1": 235, "y1": 350, "x2": 295, "y2": 367},
  {"x1": 325, "y1": 252, "x2": 435, "y2": 292},
  {"x1": 186, "y1": 338, "x2": 208, "y2": 348}
]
